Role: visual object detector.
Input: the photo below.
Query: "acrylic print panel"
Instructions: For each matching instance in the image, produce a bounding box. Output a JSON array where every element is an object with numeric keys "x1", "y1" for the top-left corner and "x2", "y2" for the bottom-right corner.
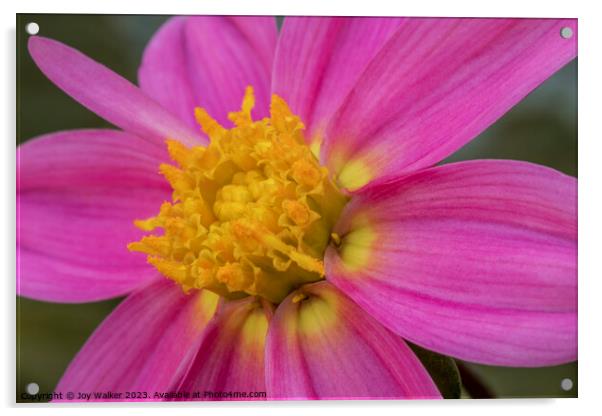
[{"x1": 16, "y1": 14, "x2": 577, "y2": 402}]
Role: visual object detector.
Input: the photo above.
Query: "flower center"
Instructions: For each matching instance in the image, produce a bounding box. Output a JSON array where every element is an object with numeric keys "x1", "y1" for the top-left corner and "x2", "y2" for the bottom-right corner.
[{"x1": 128, "y1": 87, "x2": 347, "y2": 304}]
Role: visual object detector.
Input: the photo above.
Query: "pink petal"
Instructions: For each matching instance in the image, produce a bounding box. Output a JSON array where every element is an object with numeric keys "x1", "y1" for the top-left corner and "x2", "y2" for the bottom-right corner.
[
  {"x1": 272, "y1": 17, "x2": 403, "y2": 145},
  {"x1": 322, "y1": 18, "x2": 577, "y2": 191},
  {"x1": 139, "y1": 16, "x2": 277, "y2": 128},
  {"x1": 326, "y1": 160, "x2": 577, "y2": 366},
  {"x1": 265, "y1": 281, "x2": 441, "y2": 399},
  {"x1": 174, "y1": 297, "x2": 272, "y2": 400},
  {"x1": 54, "y1": 279, "x2": 219, "y2": 401},
  {"x1": 28, "y1": 36, "x2": 205, "y2": 147},
  {"x1": 17, "y1": 129, "x2": 170, "y2": 303}
]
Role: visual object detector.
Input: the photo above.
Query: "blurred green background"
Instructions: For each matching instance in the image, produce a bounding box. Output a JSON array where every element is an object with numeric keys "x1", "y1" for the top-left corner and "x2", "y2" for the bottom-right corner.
[{"x1": 16, "y1": 14, "x2": 577, "y2": 401}]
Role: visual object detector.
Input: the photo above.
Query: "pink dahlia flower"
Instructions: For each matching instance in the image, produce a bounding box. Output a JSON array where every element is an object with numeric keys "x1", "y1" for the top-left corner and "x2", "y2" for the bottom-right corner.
[{"x1": 17, "y1": 16, "x2": 577, "y2": 400}]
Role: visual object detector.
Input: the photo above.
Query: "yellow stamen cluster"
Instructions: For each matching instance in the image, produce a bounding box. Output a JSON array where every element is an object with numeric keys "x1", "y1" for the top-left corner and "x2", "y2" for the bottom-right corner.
[{"x1": 128, "y1": 87, "x2": 347, "y2": 303}]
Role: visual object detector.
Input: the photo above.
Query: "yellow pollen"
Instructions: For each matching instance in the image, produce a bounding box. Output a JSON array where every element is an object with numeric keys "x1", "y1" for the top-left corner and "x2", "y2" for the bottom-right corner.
[
  {"x1": 283, "y1": 200, "x2": 311, "y2": 226},
  {"x1": 128, "y1": 86, "x2": 348, "y2": 303},
  {"x1": 291, "y1": 159, "x2": 322, "y2": 188},
  {"x1": 292, "y1": 293, "x2": 308, "y2": 304},
  {"x1": 330, "y1": 232, "x2": 342, "y2": 247},
  {"x1": 216, "y1": 263, "x2": 252, "y2": 292}
]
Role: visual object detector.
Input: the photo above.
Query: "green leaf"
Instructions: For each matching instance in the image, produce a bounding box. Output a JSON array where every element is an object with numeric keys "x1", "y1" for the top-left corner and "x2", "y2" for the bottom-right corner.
[{"x1": 408, "y1": 342, "x2": 462, "y2": 399}]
